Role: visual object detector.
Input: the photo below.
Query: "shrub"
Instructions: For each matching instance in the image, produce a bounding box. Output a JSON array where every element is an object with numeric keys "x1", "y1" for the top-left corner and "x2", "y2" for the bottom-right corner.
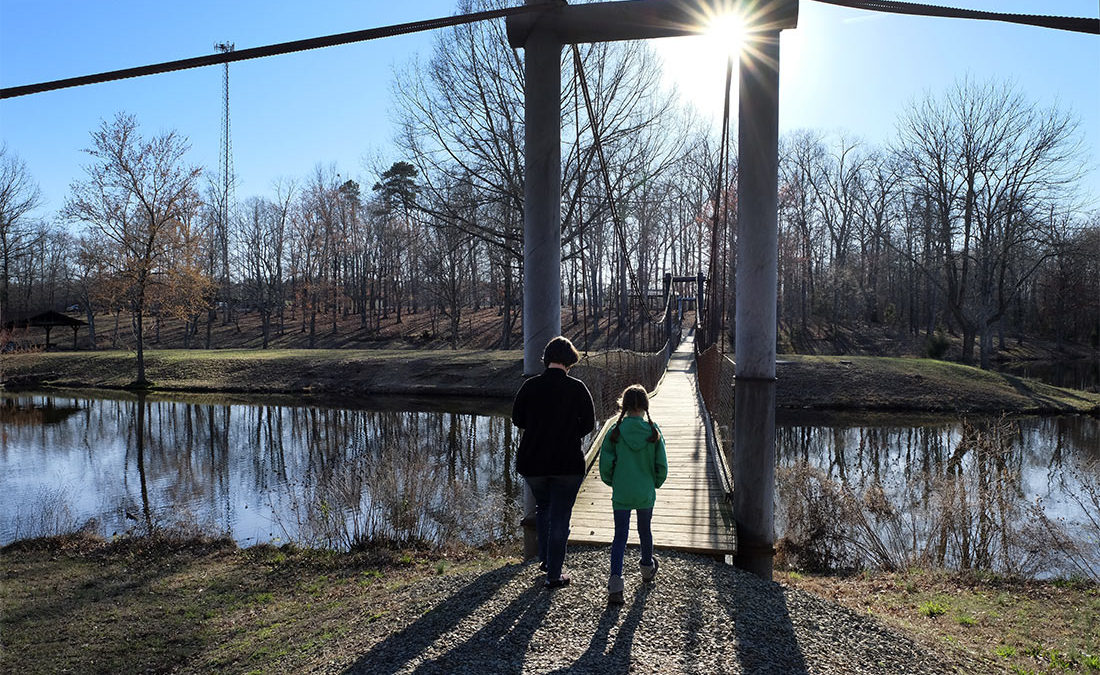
[{"x1": 924, "y1": 330, "x2": 950, "y2": 359}]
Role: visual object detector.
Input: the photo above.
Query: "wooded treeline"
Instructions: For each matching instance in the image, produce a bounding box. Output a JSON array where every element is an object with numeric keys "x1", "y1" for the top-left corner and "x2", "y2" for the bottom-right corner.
[{"x1": 1, "y1": 2, "x2": 1096, "y2": 373}]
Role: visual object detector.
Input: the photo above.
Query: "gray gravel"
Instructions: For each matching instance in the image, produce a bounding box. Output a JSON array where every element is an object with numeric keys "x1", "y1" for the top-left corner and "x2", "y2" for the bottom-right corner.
[{"x1": 331, "y1": 547, "x2": 958, "y2": 674}]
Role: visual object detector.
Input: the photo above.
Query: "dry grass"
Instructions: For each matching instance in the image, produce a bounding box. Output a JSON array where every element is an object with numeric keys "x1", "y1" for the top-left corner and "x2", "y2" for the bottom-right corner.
[
  {"x1": 1, "y1": 348, "x2": 526, "y2": 397},
  {"x1": 5, "y1": 349, "x2": 1097, "y2": 415},
  {"x1": 780, "y1": 569, "x2": 1100, "y2": 675},
  {"x1": 777, "y1": 355, "x2": 1100, "y2": 413},
  {"x1": 1, "y1": 533, "x2": 517, "y2": 675}
]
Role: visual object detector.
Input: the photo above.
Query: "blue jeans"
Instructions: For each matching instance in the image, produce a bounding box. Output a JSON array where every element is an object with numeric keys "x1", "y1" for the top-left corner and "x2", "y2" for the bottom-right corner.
[
  {"x1": 611, "y1": 508, "x2": 653, "y2": 577},
  {"x1": 525, "y1": 475, "x2": 583, "y2": 581}
]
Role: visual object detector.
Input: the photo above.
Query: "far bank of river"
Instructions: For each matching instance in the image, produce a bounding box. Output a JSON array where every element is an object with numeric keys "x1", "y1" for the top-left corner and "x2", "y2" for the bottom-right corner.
[{"x1": 2, "y1": 348, "x2": 1098, "y2": 414}]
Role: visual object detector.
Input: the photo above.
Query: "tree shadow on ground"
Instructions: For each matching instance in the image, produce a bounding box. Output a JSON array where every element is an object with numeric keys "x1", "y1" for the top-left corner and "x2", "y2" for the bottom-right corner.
[
  {"x1": 715, "y1": 569, "x2": 809, "y2": 674},
  {"x1": 999, "y1": 371, "x2": 1096, "y2": 411},
  {"x1": 1, "y1": 536, "x2": 257, "y2": 673},
  {"x1": 342, "y1": 562, "x2": 527, "y2": 674}
]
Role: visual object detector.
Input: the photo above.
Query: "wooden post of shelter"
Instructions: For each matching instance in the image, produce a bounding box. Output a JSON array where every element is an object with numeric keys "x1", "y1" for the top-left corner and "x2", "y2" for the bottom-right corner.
[{"x1": 509, "y1": 0, "x2": 797, "y2": 578}]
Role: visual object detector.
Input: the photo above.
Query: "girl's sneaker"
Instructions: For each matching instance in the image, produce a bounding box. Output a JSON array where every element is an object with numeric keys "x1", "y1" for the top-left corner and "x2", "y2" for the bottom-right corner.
[
  {"x1": 640, "y1": 556, "x2": 659, "y2": 582},
  {"x1": 607, "y1": 575, "x2": 624, "y2": 604}
]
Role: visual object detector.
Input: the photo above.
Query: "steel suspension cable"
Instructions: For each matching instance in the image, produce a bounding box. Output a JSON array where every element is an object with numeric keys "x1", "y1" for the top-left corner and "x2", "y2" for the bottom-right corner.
[
  {"x1": 572, "y1": 59, "x2": 679, "y2": 352},
  {"x1": 811, "y1": 0, "x2": 1098, "y2": 34},
  {"x1": 1, "y1": 5, "x2": 542, "y2": 99},
  {"x1": 4, "y1": 0, "x2": 1094, "y2": 100},
  {"x1": 704, "y1": 53, "x2": 734, "y2": 350},
  {"x1": 570, "y1": 44, "x2": 657, "y2": 330}
]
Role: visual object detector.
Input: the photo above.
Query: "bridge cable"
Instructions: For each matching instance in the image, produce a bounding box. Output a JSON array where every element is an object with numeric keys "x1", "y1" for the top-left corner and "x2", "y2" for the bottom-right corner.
[
  {"x1": 0, "y1": 5, "x2": 542, "y2": 99},
  {"x1": 3, "y1": 0, "x2": 1095, "y2": 100},
  {"x1": 570, "y1": 46, "x2": 657, "y2": 331},
  {"x1": 810, "y1": 0, "x2": 1099, "y2": 34},
  {"x1": 704, "y1": 52, "x2": 734, "y2": 351}
]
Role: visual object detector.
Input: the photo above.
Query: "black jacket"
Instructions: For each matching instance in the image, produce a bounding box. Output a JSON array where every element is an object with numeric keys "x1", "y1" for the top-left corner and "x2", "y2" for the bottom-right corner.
[{"x1": 511, "y1": 368, "x2": 597, "y2": 477}]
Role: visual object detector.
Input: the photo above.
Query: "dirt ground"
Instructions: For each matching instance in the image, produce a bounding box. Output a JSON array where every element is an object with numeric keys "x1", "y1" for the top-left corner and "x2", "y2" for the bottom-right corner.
[{"x1": 2, "y1": 535, "x2": 1097, "y2": 674}]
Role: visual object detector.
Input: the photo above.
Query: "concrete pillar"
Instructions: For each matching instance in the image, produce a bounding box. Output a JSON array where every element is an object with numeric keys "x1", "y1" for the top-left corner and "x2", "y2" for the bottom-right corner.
[
  {"x1": 520, "y1": 0, "x2": 562, "y2": 559},
  {"x1": 732, "y1": 31, "x2": 781, "y2": 580},
  {"x1": 521, "y1": 2, "x2": 562, "y2": 377}
]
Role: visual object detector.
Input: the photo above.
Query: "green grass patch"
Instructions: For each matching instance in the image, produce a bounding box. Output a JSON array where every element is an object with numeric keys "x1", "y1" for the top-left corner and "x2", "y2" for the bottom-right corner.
[{"x1": 920, "y1": 600, "x2": 948, "y2": 618}]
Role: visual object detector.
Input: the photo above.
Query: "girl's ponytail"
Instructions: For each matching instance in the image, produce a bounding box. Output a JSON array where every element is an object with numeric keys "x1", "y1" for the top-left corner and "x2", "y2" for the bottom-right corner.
[
  {"x1": 645, "y1": 410, "x2": 659, "y2": 443},
  {"x1": 609, "y1": 408, "x2": 626, "y2": 442}
]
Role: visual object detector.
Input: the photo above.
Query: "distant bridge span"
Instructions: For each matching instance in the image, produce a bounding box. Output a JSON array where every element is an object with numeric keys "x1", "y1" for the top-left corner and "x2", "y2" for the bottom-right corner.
[{"x1": 570, "y1": 330, "x2": 737, "y2": 557}]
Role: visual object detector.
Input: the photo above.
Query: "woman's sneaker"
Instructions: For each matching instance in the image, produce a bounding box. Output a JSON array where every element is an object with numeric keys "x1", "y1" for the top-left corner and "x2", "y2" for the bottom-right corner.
[
  {"x1": 607, "y1": 575, "x2": 624, "y2": 604},
  {"x1": 640, "y1": 556, "x2": 659, "y2": 582}
]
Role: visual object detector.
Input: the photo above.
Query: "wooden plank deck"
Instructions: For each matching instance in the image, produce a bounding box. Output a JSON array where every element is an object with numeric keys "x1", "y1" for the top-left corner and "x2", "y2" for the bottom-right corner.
[{"x1": 569, "y1": 331, "x2": 737, "y2": 556}]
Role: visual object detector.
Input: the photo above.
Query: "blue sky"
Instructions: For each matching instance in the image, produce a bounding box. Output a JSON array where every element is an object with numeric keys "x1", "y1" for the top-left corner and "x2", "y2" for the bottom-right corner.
[{"x1": 2, "y1": 0, "x2": 1097, "y2": 220}]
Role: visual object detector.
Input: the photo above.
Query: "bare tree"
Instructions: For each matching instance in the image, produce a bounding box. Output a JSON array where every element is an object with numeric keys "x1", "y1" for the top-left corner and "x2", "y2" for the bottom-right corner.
[
  {"x1": 64, "y1": 113, "x2": 205, "y2": 385},
  {"x1": 896, "y1": 78, "x2": 1085, "y2": 366},
  {"x1": 393, "y1": 0, "x2": 688, "y2": 349},
  {"x1": 240, "y1": 193, "x2": 290, "y2": 348},
  {"x1": 0, "y1": 144, "x2": 43, "y2": 319}
]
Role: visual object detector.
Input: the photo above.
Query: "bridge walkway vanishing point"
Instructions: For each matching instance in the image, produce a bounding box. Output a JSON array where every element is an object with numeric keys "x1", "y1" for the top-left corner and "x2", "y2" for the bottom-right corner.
[{"x1": 568, "y1": 330, "x2": 737, "y2": 557}]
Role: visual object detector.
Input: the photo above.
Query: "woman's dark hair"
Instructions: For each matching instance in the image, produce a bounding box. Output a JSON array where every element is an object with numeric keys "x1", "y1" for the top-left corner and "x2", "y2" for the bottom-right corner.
[
  {"x1": 609, "y1": 384, "x2": 660, "y2": 444},
  {"x1": 543, "y1": 336, "x2": 580, "y2": 368}
]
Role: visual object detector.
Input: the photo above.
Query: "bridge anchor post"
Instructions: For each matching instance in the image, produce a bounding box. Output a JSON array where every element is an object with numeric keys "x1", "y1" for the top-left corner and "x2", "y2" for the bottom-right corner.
[{"x1": 732, "y1": 30, "x2": 781, "y2": 580}]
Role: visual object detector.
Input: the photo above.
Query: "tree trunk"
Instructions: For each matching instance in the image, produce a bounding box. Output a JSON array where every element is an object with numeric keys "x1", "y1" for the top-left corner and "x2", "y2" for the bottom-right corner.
[
  {"x1": 309, "y1": 295, "x2": 317, "y2": 348},
  {"x1": 979, "y1": 323, "x2": 993, "y2": 370},
  {"x1": 84, "y1": 306, "x2": 97, "y2": 348},
  {"x1": 135, "y1": 307, "x2": 147, "y2": 385},
  {"x1": 500, "y1": 260, "x2": 513, "y2": 349},
  {"x1": 961, "y1": 327, "x2": 977, "y2": 364},
  {"x1": 261, "y1": 311, "x2": 271, "y2": 349}
]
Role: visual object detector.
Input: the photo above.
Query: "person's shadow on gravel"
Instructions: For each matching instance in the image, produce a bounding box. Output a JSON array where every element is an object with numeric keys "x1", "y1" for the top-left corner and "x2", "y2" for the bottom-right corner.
[
  {"x1": 343, "y1": 563, "x2": 527, "y2": 674},
  {"x1": 410, "y1": 577, "x2": 551, "y2": 673},
  {"x1": 545, "y1": 583, "x2": 650, "y2": 673}
]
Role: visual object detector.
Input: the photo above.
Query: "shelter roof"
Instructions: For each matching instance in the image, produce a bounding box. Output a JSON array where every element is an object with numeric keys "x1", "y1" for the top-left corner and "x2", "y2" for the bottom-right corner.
[{"x1": 4, "y1": 310, "x2": 87, "y2": 328}]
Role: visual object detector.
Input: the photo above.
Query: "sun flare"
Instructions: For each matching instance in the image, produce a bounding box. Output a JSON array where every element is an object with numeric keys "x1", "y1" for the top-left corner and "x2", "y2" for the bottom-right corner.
[
  {"x1": 652, "y1": 10, "x2": 752, "y2": 120},
  {"x1": 706, "y1": 12, "x2": 747, "y2": 57}
]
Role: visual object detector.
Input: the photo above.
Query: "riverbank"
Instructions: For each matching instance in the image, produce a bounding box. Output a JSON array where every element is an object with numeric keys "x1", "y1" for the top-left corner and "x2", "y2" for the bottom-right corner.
[
  {"x1": 2, "y1": 348, "x2": 1097, "y2": 413},
  {"x1": 2, "y1": 534, "x2": 1096, "y2": 674}
]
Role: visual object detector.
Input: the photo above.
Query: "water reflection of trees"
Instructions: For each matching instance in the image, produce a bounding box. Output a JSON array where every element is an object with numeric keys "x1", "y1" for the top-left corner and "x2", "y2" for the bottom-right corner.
[
  {"x1": 776, "y1": 416, "x2": 1100, "y2": 580},
  {"x1": 1, "y1": 393, "x2": 522, "y2": 550},
  {"x1": 274, "y1": 408, "x2": 522, "y2": 550}
]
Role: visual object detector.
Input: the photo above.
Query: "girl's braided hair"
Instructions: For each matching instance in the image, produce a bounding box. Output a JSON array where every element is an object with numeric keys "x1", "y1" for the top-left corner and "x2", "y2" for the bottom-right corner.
[{"x1": 608, "y1": 384, "x2": 659, "y2": 444}]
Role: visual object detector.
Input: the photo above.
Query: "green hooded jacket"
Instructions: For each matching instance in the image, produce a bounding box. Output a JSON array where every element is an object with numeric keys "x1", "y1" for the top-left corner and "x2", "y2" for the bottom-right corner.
[{"x1": 598, "y1": 416, "x2": 668, "y2": 510}]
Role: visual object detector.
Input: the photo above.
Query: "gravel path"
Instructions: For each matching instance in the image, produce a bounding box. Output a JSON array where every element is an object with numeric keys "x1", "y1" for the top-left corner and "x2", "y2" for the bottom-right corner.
[{"x1": 326, "y1": 547, "x2": 960, "y2": 674}]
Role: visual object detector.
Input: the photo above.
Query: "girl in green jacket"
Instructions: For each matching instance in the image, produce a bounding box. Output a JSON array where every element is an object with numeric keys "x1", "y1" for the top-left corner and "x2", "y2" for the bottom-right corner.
[{"x1": 599, "y1": 384, "x2": 668, "y2": 604}]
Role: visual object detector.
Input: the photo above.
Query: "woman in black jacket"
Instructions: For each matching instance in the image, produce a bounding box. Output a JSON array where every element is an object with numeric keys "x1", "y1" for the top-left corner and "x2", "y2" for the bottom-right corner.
[{"x1": 512, "y1": 336, "x2": 596, "y2": 588}]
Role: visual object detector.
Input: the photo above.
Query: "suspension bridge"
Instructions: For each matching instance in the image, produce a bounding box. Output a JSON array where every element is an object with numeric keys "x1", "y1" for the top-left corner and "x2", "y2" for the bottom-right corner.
[
  {"x1": 5, "y1": 0, "x2": 1088, "y2": 580},
  {"x1": 569, "y1": 328, "x2": 737, "y2": 556}
]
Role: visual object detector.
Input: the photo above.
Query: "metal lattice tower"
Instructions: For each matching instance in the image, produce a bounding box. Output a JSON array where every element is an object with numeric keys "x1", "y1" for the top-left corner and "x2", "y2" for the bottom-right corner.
[{"x1": 214, "y1": 42, "x2": 234, "y2": 320}]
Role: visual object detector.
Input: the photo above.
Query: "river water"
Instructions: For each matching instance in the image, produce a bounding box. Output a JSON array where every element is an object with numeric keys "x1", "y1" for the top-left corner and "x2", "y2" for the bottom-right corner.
[{"x1": 2, "y1": 390, "x2": 1096, "y2": 576}]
